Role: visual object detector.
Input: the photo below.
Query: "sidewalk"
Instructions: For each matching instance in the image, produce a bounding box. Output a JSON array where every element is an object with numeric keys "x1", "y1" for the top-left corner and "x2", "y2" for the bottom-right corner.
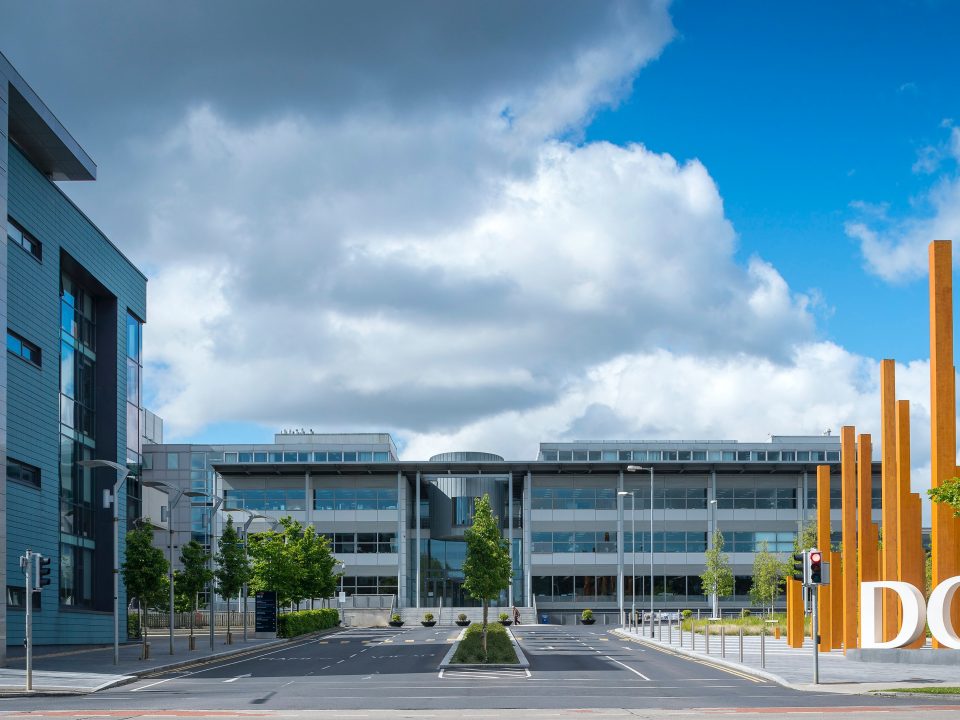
[
  {"x1": 1, "y1": 630, "x2": 290, "y2": 695},
  {"x1": 615, "y1": 626, "x2": 960, "y2": 694}
]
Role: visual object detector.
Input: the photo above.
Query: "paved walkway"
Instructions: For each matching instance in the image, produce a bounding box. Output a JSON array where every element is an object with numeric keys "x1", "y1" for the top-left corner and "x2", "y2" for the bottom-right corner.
[
  {"x1": 1, "y1": 631, "x2": 286, "y2": 695},
  {"x1": 616, "y1": 626, "x2": 960, "y2": 694}
]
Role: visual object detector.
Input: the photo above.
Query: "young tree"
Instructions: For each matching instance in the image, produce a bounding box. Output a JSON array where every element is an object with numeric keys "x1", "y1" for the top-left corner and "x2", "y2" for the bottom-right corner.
[
  {"x1": 749, "y1": 541, "x2": 788, "y2": 613},
  {"x1": 700, "y1": 529, "x2": 734, "y2": 609},
  {"x1": 248, "y1": 517, "x2": 299, "y2": 609},
  {"x1": 297, "y1": 527, "x2": 338, "y2": 608},
  {"x1": 929, "y1": 477, "x2": 960, "y2": 517},
  {"x1": 122, "y1": 522, "x2": 168, "y2": 659},
  {"x1": 216, "y1": 516, "x2": 252, "y2": 640},
  {"x1": 177, "y1": 539, "x2": 213, "y2": 638},
  {"x1": 462, "y1": 494, "x2": 512, "y2": 659},
  {"x1": 793, "y1": 520, "x2": 818, "y2": 554}
]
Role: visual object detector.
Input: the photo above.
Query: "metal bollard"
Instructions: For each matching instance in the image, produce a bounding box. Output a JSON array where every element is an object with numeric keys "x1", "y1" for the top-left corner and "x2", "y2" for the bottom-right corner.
[
  {"x1": 668, "y1": 619, "x2": 672, "y2": 644},
  {"x1": 738, "y1": 627, "x2": 743, "y2": 663},
  {"x1": 720, "y1": 624, "x2": 725, "y2": 658},
  {"x1": 760, "y1": 626, "x2": 766, "y2": 668},
  {"x1": 705, "y1": 625, "x2": 710, "y2": 654}
]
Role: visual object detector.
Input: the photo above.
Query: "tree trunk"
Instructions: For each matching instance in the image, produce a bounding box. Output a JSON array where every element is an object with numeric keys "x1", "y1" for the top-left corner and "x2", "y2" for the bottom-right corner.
[
  {"x1": 226, "y1": 595, "x2": 231, "y2": 640},
  {"x1": 482, "y1": 601, "x2": 489, "y2": 659},
  {"x1": 140, "y1": 600, "x2": 147, "y2": 659}
]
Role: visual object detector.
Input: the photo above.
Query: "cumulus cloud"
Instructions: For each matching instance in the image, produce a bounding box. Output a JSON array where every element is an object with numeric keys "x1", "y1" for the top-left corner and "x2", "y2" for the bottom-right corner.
[{"x1": 849, "y1": 125, "x2": 960, "y2": 282}]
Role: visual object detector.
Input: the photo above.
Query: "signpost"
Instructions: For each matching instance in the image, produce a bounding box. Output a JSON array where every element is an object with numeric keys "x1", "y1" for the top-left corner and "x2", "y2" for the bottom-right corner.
[{"x1": 255, "y1": 591, "x2": 277, "y2": 638}]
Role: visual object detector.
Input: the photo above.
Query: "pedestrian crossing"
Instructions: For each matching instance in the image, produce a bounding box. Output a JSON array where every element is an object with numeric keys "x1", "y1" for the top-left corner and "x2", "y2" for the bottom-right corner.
[{"x1": 439, "y1": 667, "x2": 530, "y2": 681}]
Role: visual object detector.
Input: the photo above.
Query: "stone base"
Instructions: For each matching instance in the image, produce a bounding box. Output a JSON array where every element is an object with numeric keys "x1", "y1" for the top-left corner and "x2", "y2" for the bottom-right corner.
[{"x1": 848, "y1": 648, "x2": 960, "y2": 665}]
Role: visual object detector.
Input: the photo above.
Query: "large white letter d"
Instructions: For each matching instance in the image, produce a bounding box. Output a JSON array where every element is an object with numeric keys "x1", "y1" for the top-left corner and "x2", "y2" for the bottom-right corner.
[{"x1": 860, "y1": 581, "x2": 926, "y2": 649}]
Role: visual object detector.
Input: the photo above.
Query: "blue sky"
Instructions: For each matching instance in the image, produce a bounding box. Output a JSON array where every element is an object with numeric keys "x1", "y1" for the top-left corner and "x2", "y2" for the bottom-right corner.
[
  {"x1": 587, "y1": 0, "x2": 958, "y2": 360},
  {"x1": 2, "y1": 1, "x2": 958, "y2": 470}
]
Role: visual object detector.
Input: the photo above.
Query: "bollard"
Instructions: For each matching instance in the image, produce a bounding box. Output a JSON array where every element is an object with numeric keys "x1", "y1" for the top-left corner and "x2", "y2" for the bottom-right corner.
[
  {"x1": 774, "y1": 625, "x2": 781, "y2": 641},
  {"x1": 721, "y1": 624, "x2": 726, "y2": 658},
  {"x1": 705, "y1": 625, "x2": 711, "y2": 654},
  {"x1": 760, "y1": 626, "x2": 766, "y2": 668},
  {"x1": 658, "y1": 615, "x2": 662, "y2": 641},
  {"x1": 668, "y1": 619, "x2": 672, "y2": 644},
  {"x1": 189, "y1": 635, "x2": 196, "y2": 651},
  {"x1": 738, "y1": 627, "x2": 743, "y2": 663}
]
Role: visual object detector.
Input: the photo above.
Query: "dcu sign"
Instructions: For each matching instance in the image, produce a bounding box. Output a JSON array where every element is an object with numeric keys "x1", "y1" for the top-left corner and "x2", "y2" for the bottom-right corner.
[{"x1": 860, "y1": 577, "x2": 960, "y2": 649}]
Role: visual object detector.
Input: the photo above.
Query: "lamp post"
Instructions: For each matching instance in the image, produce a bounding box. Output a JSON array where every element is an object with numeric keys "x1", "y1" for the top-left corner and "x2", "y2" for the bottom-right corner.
[
  {"x1": 709, "y1": 499, "x2": 719, "y2": 619},
  {"x1": 618, "y1": 491, "x2": 636, "y2": 631},
  {"x1": 143, "y1": 481, "x2": 206, "y2": 655},
  {"x1": 223, "y1": 508, "x2": 268, "y2": 642},
  {"x1": 202, "y1": 494, "x2": 224, "y2": 649},
  {"x1": 78, "y1": 459, "x2": 134, "y2": 666},
  {"x1": 627, "y1": 465, "x2": 655, "y2": 637}
]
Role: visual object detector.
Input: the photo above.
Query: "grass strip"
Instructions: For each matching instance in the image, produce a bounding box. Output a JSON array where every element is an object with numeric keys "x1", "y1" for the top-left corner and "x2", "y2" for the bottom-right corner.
[
  {"x1": 879, "y1": 687, "x2": 960, "y2": 695},
  {"x1": 450, "y1": 622, "x2": 519, "y2": 664}
]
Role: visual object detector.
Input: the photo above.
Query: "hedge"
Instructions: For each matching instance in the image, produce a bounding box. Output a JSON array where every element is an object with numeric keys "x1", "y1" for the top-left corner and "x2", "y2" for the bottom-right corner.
[
  {"x1": 277, "y1": 608, "x2": 341, "y2": 638},
  {"x1": 451, "y1": 622, "x2": 518, "y2": 664}
]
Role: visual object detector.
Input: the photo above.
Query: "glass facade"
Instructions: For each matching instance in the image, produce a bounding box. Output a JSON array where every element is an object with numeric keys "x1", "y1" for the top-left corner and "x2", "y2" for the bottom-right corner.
[{"x1": 59, "y1": 271, "x2": 97, "y2": 608}]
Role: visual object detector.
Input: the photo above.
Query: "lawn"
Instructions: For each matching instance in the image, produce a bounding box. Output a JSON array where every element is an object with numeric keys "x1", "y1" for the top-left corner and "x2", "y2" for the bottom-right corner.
[
  {"x1": 680, "y1": 614, "x2": 796, "y2": 636},
  {"x1": 451, "y1": 622, "x2": 519, "y2": 664},
  {"x1": 880, "y1": 687, "x2": 960, "y2": 695}
]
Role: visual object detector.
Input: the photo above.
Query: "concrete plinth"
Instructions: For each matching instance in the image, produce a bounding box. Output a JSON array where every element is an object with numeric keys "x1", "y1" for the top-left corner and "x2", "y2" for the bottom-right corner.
[{"x1": 848, "y1": 648, "x2": 960, "y2": 665}]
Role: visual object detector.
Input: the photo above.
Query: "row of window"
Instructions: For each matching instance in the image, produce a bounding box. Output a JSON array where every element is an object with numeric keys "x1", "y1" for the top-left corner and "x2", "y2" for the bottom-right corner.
[
  {"x1": 222, "y1": 450, "x2": 392, "y2": 464},
  {"x1": 532, "y1": 575, "x2": 762, "y2": 602},
  {"x1": 7, "y1": 216, "x2": 42, "y2": 261},
  {"x1": 7, "y1": 330, "x2": 41, "y2": 367},
  {"x1": 324, "y1": 532, "x2": 397, "y2": 554},
  {"x1": 337, "y1": 575, "x2": 399, "y2": 596},
  {"x1": 314, "y1": 488, "x2": 398, "y2": 511},
  {"x1": 531, "y1": 486, "x2": 799, "y2": 511},
  {"x1": 539, "y1": 449, "x2": 841, "y2": 463},
  {"x1": 7, "y1": 457, "x2": 41, "y2": 488},
  {"x1": 530, "y1": 530, "x2": 797, "y2": 554},
  {"x1": 715, "y1": 487, "x2": 798, "y2": 510},
  {"x1": 806, "y1": 487, "x2": 882, "y2": 510},
  {"x1": 6, "y1": 585, "x2": 41, "y2": 609}
]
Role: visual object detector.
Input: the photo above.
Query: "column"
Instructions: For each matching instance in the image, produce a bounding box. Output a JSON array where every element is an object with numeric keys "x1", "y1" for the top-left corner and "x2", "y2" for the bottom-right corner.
[
  {"x1": 508, "y1": 472, "x2": 514, "y2": 607},
  {"x1": 879, "y1": 360, "x2": 900, "y2": 641},
  {"x1": 896, "y1": 402, "x2": 924, "y2": 648},
  {"x1": 840, "y1": 426, "x2": 858, "y2": 652},
  {"x1": 396, "y1": 471, "x2": 407, "y2": 608},
  {"x1": 523, "y1": 471, "x2": 532, "y2": 608},
  {"x1": 415, "y1": 470, "x2": 421, "y2": 609},
  {"x1": 857, "y1": 434, "x2": 879, "y2": 591},
  {"x1": 816, "y1": 465, "x2": 832, "y2": 651},
  {"x1": 929, "y1": 240, "x2": 960, "y2": 646}
]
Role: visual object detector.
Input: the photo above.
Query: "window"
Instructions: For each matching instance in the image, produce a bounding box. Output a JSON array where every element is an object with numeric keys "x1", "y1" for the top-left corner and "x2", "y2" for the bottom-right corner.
[
  {"x1": 167, "y1": 453, "x2": 180, "y2": 469},
  {"x1": 7, "y1": 586, "x2": 41, "y2": 609},
  {"x1": 7, "y1": 217, "x2": 42, "y2": 261},
  {"x1": 7, "y1": 457, "x2": 40, "y2": 488},
  {"x1": 7, "y1": 330, "x2": 41, "y2": 367}
]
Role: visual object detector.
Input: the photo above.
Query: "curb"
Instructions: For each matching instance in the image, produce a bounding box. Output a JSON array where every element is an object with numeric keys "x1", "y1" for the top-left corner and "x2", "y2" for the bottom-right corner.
[
  {"x1": 438, "y1": 626, "x2": 530, "y2": 670},
  {"x1": 612, "y1": 628, "x2": 791, "y2": 688},
  {"x1": 0, "y1": 626, "x2": 344, "y2": 697}
]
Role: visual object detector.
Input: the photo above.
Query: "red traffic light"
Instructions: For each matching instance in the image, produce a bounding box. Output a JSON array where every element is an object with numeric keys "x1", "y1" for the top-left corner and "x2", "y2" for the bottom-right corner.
[{"x1": 809, "y1": 551, "x2": 822, "y2": 564}]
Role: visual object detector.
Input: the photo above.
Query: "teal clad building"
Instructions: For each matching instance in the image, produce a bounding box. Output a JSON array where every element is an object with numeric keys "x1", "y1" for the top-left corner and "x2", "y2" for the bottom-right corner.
[{"x1": 1, "y1": 53, "x2": 147, "y2": 659}]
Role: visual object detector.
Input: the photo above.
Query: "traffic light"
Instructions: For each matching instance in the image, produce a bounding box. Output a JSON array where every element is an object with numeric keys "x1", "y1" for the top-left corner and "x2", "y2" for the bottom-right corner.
[
  {"x1": 35, "y1": 555, "x2": 51, "y2": 590},
  {"x1": 792, "y1": 552, "x2": 806, "y2": 582},
  {"x1": 807, "y1": 549, "x2": 823, "y2": 585}
]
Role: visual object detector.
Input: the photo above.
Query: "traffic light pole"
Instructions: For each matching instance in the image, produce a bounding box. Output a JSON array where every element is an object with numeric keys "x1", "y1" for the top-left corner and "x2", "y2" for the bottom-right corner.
[
  {"x1": 22, "y1": 550, "x2": 33, "y2": 692},
  {"x1": 811, "y1": 584, "x2": 819, "y2": 685}
]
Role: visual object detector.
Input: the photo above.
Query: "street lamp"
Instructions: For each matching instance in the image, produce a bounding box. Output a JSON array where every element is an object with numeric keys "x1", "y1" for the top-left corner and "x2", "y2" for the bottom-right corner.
[
  {"x1": 223, "y1": 508, "x2": 270, "y2": 641},
  {"x1": 143, "y1": 480, "x2": 206, "y2": 655},
  {"x1": 78, "y1": 459, "x2": 134, "y2": 666},
  {"x1": 709, "y1": 498, "x2": 719, "y2": 619},
  {"x1": 627, "y1": 465, "x2": 655, "y2": 637},
  {"x1": 618, "y1": 491, "x2": 636, "y2": 631},
  {"x1": 201, "y1": 494, "x2": 224, "y2": 649}
]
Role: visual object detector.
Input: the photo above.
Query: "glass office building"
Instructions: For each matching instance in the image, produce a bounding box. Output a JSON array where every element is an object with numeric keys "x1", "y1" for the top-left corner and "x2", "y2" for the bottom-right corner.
[{"x1": 144, "y1": 432, "x2": 880, "y2": 613}]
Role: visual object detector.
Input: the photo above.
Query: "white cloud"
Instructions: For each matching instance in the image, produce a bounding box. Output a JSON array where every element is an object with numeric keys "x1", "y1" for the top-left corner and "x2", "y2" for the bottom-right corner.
[{"x1": 850, "y1": 126, "x2": 960, "y2": 282}]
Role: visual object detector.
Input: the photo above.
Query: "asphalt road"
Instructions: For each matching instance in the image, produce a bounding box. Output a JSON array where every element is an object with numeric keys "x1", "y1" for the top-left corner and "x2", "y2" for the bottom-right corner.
[{"x1": 2, "y1": 625, "x2": 960, "y2": 716}]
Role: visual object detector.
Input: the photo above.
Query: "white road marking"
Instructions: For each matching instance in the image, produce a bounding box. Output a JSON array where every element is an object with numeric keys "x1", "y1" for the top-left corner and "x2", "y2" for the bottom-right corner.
[
  {"x1": 606, "y1": 654, "x2": 650, "y2": 680},
  {"x1": 223, "y1": 673, "x2": 251, "y2": 683}
]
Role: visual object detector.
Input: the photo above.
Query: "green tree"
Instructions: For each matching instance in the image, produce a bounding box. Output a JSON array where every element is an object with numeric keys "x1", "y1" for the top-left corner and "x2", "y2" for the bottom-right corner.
[
  {"x1": 929, "y1": 477, "x2": 960, "y2": 517},
  {"x1": 122, "y1": 522, "x2": 168, "y2": 659},
  {"x1": 793, "y1": 520, "x2": 818, "y2": 554},
  {"x1": 216, "y1": 516, "x2": 253, "y2": 640},
  {"x1": 749, "y1": 541, "x2": 788, "y2": 613},
  {"x1": 462, "y1": 494, "x2": 512, "y2": 659},
  {"x1": 700, "y1": 529, "x2": 734, "y2": 607},
  {"x1": 297, "y1": 526, "x2": 338, "y2": 608},
  {"x1": 248, "y1": 517, "x2": 300, "y2": 609},
  {"x1": 176, "y1": 539, "x2": 213, "y2": 638}
]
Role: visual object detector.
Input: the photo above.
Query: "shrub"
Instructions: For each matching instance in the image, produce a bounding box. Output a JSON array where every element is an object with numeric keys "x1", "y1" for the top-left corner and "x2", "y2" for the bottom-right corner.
[
  {"x1": 277, "y1": 608, "x2": 340, "y2": 638},
  {"x1": 423, "y1": 612, "x2": 434, "y2": 622},
  {"x1": 581, "y1": 609, "x2": 594, "y2": 621},
  {"x1": 741, "y1": 609, "x2": 751, "y2": 617},
  {"x1": 451, "y1": 622, "x2": 518, "y2": 664},
  {"x1": 681, "y1": 609, "x2": 693, "y2": 619},
  {"x1": 498, "y1": 612, "x2": 510, "y2": 622},
  {"x1": 127, "y1": 612, "x2": 141, "y2": 639},
  {"x1": 391, "y1": 613, "x2": 402, "y2": 623},
  {"x1": 457, "y1": 613, "x2": 468, "y2": 622}
]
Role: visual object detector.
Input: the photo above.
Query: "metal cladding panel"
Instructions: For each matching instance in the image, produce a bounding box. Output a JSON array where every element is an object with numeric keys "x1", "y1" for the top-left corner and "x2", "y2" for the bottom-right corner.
[{"x1": 0, "y1": 66, "x2": 9, "y2": 664}]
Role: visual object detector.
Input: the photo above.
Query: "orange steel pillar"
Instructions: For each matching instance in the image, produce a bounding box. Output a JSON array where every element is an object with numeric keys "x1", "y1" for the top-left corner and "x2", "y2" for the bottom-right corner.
[
  {"x1": 929, "y1": 240, "x2": 960, "y2": 646},
  {"x1": 841, "y1": 426, "x2": 858, "y2": 652},
  {"x1": 880, "y1": 361, "x2": 900, "y2": 641},
  {"x1": 897, "y1": 403, "x2": 925, "y2": 648},
  {"x1": 857, "y1": 434, "x2": 880, "y2": 604},
  {"x1": 787, "y1": 577, "x2": 803, "y2": 648},
  {"x1": 816, "y1": 465, "x2": 833, "y2": 651},
  {"x1": 830, "y1": 549, "x2": 843, "y2": 649}
]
